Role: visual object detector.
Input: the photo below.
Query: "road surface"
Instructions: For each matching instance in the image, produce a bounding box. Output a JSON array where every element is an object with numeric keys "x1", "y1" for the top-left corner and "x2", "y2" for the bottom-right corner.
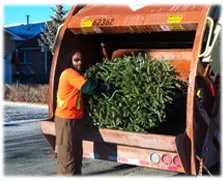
[{"x1": 3, "y1": 101, "x2": 180, "y2": 176}]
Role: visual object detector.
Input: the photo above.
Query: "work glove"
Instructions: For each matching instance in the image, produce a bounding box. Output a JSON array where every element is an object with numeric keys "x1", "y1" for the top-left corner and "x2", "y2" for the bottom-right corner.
[
  {"x1": 96, "y1": 79, "x2": 116, "y2": 92},
  {"x1": 105, "y1": 83, "x2": 116, "y2": 92}
]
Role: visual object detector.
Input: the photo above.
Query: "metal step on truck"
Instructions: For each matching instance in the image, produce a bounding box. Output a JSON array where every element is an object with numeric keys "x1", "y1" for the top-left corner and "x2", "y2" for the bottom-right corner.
[{"x1": 39, "y1": 4, "x2": 221, "y2": 175}]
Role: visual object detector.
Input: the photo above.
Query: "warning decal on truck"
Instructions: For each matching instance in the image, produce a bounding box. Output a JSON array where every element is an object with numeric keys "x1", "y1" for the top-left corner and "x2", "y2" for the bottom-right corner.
[
  {"x1": 81, "y1": 19, "x2": 95, "y2": 33},
  {"x1": 81, "y1": 19, "x2": 104, "y2": 33},
  {"x1": 168, "y1": 15, "x2": 183, "y2": 23},
  {"x1": 168, "y1": 24, "x2": 183, "y2": 30},
  {"x1": 81, "y1": 19, "x2": 94, "y2": 27}
]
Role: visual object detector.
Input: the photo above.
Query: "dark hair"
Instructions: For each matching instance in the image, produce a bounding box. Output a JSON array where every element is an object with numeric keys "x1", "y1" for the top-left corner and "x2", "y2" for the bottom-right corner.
[
  {"x1": 67, "y1": 49, "x2": 82, "y2": 68},
  {"x1": 67, "y1": 49, "x2": 84, "y2": 74}
]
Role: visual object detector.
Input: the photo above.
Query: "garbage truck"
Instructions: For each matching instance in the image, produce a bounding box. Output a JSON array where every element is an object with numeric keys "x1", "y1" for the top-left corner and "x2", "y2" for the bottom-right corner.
[{"x1": 40, "y1": 4, "x2": 221, "y2": 175}]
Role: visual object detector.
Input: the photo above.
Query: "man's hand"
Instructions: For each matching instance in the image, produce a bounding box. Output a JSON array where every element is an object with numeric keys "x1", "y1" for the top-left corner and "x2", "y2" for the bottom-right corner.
[{"x1": 105, "y1": 83, "x2": 116, "y2": 92}]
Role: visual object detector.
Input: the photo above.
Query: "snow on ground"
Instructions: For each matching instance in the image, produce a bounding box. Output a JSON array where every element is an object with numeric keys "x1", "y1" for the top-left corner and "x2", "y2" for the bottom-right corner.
[{"x1": 3, "y1": 101, "x2": 49, "y2": 124}]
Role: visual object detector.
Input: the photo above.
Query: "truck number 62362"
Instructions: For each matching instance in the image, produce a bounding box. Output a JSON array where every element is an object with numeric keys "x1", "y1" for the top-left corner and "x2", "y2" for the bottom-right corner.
[{"x1": 93, "y1": 18, "x2": 115, "y2": 26}]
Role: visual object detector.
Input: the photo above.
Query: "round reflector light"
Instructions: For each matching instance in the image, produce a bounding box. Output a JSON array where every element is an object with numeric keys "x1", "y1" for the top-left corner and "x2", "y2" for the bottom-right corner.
[
  {"x1": 161, "y1": 154, "x2": 172, "y2": 165},
  {"x1": 173, "y1": 156, "x2": 182, "y2": 167},
  {"x1": 150, "y1": 152, "x2": 160, "y2": 164}
]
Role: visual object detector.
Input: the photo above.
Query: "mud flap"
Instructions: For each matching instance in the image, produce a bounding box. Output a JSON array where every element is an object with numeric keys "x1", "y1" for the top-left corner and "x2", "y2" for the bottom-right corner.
[{"x1": 175, "y1": 133, "x2": 191, "y2": 175}]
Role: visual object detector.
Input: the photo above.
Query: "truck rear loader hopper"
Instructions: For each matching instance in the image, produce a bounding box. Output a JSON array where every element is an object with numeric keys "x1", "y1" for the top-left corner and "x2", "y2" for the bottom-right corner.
[{"x1": 40, "y1": 4, "x2": 221, "y2": 175}]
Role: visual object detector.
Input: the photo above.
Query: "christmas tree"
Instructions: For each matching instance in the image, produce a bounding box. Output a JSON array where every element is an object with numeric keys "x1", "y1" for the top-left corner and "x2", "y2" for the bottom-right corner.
[{"x1": 85, "y1": 54, "x2": 187, "y2": 133}]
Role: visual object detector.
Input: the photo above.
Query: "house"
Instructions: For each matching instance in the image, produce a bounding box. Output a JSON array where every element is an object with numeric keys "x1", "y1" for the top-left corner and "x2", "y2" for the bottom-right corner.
[
  {"x1": 4, "y1": 27, "x2": 24, "y2": 84},
  {"x1": 3, "y1": 18, "x2": 52, "y2": 84}
]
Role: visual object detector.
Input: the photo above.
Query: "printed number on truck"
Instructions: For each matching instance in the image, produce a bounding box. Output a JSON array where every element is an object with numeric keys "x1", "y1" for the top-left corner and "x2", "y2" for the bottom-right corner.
[{"x1": 93, "y1": 18, "x2": 115, "y2": 26}]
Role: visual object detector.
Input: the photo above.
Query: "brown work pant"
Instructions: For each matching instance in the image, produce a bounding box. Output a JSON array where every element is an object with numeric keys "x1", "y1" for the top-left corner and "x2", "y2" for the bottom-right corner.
[{"x1": 55, "y1": 117, "x2": 84, "y2": 176}]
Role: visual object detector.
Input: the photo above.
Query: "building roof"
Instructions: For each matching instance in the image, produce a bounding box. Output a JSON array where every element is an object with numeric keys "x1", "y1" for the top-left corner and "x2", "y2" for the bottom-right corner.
[
  {"x1": 4, "y1": 22, "x2": 47, "y2": 40},
  {"x1": 4, "y1": 28, "x2": 25, "y2": 41}
]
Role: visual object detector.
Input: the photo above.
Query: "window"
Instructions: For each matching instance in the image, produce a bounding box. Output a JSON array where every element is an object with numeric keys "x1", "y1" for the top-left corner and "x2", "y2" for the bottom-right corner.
[
  {"x1": 18, "y1": 51, "x2": 32, "y2": 64},
  {"x1": 24, "y1": 51, "x2": 32, "y2": 64}
]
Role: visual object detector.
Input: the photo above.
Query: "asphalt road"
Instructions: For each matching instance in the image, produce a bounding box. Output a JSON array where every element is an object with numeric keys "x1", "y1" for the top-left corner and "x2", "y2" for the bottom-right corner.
[{"x1": 3, "y1": 101, "x2": 179, "y2": 177}]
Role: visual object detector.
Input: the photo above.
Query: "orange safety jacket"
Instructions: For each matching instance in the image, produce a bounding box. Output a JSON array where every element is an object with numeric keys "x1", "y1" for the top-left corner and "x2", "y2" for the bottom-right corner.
[{"x1": 55, "y1": 68, "x2": 87, "y2": 119}]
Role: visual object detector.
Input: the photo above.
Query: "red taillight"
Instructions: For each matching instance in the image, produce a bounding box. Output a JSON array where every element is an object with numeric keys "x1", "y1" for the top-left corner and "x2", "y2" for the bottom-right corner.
[
  {"x1": 161, "y1": 154, "x2": 172, "y2": 165},
  {"x1": 173, "y1": 156, "x2": 182, "y2": 167}
]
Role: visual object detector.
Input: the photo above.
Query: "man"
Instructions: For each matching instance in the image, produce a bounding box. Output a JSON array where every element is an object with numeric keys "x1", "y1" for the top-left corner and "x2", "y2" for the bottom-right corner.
[{"x1": 55, "y1": 50, "x2": 115, "y2": 176}]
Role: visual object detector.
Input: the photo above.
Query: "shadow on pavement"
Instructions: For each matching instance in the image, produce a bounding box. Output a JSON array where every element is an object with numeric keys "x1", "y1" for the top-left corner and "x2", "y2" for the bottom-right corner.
[{"x1": 85, "y1": 164, "x2": 136, "y2": 176}]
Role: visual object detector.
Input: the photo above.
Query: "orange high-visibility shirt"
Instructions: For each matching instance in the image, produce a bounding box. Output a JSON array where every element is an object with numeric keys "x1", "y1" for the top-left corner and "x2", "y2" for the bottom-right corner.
[{"x1": 55, "y1": 68, "x2": 87, "y2": 119}]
